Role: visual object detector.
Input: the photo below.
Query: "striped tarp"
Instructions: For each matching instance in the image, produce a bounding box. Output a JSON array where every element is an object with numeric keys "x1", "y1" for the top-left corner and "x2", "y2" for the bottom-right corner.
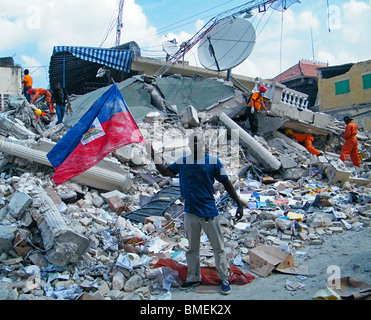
[{"x1": 53, "y1": 46, "x2": 133, "y2": 73}]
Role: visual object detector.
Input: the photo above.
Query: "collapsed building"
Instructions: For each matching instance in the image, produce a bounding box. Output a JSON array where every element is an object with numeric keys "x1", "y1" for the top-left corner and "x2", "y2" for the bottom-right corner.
[{"x1": 0, "y1": 73, "x2": 370, "y2": 300}]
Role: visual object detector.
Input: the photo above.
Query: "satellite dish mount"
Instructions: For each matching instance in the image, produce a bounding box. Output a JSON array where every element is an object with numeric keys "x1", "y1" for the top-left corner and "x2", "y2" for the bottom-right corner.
[{"x1": 198, "y1": 17, "x2": 256, "y2": 81}]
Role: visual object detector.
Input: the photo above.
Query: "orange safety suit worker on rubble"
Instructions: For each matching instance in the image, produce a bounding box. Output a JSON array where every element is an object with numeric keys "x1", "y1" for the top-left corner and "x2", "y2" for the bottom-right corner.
[
  {"x1": 246, "y1": 86, "x2": 269, "y2": 136},
  {"x1": 340, "y1": 116, "x2": 361, "y2": 167},
  {"x1": 29, "y1": 88, "x2": 55, "y2": 114},
  {"x1": 33, "y1": 108, "x2": 51, "y2": 123},
  {"x1": 285, "y1": 129, "x2": 322, "y2": 157}
]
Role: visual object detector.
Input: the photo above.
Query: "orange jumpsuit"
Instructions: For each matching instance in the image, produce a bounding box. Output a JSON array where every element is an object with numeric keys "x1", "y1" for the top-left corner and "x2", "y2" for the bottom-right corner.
[
  {"x1": 33, "y1": 110, "x2": 48, "y2": 119},
  {"x1": 340, "y1": 122, "x2": 360, "y2": 167},
  {"x1": 30, "y1": 88, "x2": 55, "y2": 113},
  {"x1": 291, "y1": 133, "x2": 321, "y2": 156}
]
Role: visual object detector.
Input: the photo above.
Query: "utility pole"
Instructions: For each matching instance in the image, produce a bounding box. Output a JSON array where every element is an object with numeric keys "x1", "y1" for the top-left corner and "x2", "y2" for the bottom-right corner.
[{"x1": 116, "y1": 0, "x2": 125, "y2": 48}]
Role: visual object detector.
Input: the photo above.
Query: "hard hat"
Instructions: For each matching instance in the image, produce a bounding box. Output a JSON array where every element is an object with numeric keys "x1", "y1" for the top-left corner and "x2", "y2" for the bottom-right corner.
[
  {"x1": 285, "y1": 129, "x2": 293, "y2": 135},
  {"x1": 343, "y1": 116, "x2": 353, "y2": 123},
  {"x1": 28, "y1": 89, "x2": 34, "y2": 95},
  {"x1": 35, "y1": 109, "x2": 42, "y2": 116},
  {"x1": 259, "y1": 86, "x2": 267, "y2": 93}
]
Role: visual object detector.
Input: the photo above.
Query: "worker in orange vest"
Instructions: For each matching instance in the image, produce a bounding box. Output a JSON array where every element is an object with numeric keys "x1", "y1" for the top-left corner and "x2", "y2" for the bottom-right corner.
[
  {"x1": 340, "y1": 116, "x2": 361, "y2": 167},
  {"x1": 29, "y1": 88, "x2": 55, "y2": 114},
  {"x1": 246, "y1": 86, "x2": 270, "y2": 136},
  {"x1": 285, "y1": 129, "x2": 323, "y2": 157},
  {"x1": 22, "y1": 69, "x2": 33, "y2": 103}
]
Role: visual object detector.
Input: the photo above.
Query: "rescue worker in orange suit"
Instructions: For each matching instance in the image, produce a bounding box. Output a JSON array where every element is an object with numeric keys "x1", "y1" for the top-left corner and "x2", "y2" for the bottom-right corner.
[
  {"x1": 29, "y1": 88, "x2": 55, "y2": 114},
  {"x1": 33, "y1": 108, "x2": 51, "y2": 125},
  {"x1": 285, "y1": 129, "x2": 323, "y2": 157},
  {"x1": 340, "y1": 116, "x2": 361, "y2": 167},
  {"x1": 246, "y1": 86, "x2": 269, "y2": 136},
  {"x1": 22, "y1": 69, "x2": 33, "y2": 103}
]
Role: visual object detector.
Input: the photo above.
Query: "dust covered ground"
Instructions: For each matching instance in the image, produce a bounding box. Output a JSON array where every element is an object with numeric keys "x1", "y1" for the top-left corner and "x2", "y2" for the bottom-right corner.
[{"x1": 170, "y1": 226, "x2": 371, "y2": 300}]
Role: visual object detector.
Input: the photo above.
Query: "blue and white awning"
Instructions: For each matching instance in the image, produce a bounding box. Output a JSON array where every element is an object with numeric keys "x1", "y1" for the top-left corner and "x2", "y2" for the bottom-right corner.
[{"x1": 53, "y1": 46, "x2": 133, "y2": 73}]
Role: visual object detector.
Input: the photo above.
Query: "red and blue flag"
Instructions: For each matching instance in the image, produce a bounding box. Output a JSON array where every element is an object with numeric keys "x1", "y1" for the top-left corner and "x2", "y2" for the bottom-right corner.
[{"x1": 47, "y1": 84, "x2": 145, "y2": 185}]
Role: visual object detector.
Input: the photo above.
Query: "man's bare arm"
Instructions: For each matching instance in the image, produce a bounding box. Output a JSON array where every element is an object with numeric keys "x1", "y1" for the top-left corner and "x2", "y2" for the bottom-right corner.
[
  {"x1": 152, "y1": 147, "x2": 176, "y2": 177},
  {"x1": 221, "y1": 178, "x2": 244, "y2": 220}
]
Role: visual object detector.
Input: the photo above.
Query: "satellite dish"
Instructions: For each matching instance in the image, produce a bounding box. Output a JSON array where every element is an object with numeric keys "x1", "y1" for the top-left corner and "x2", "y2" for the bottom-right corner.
[
  {"x1": 162, "y1": 40, "x2": 179, "y2": 57},
  {"x1": 198, "y1": 17, "x2": 256, "y2": 72}
]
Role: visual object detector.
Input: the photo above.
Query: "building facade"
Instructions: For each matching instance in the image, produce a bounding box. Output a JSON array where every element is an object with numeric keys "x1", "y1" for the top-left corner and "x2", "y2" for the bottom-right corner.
[
  {"x1": 0, "y1": 57, "x2": 22, "y2": 111},
  {"x1": 271, "y1": 60, "x2": 328, "y2": 110},
  {"x1": 317, "y1": 59, "x2": 371, "y2": 130}
]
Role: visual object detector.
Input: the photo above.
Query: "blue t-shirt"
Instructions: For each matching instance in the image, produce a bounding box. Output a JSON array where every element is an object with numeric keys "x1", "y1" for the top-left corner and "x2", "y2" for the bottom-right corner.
[{"x1": 168, "y1": 154, "x2": 228, "y2": 218}]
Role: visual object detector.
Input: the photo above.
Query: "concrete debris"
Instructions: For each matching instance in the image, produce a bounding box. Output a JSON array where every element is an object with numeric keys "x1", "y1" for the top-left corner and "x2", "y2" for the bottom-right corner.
[{"x1": 0, "y1": 74, "x2": 370, "y2": 300}]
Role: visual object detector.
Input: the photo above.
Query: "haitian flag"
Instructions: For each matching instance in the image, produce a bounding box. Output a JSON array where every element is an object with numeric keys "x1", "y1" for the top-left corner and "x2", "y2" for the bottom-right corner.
[{"x1": 47, "y1": 84, "x2": 145, "y2": 185}]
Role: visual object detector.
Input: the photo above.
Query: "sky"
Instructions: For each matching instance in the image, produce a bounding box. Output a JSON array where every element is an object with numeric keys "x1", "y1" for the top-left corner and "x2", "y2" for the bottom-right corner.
[{"x1": 1, "y1": 0, "x2": 370, "y2": 89}]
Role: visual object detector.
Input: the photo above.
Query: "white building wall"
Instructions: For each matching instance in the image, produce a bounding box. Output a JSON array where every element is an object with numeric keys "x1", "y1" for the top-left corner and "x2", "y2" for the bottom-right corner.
[{"x1": 0, "y1": 66, "x2": 22, "y2": 111}]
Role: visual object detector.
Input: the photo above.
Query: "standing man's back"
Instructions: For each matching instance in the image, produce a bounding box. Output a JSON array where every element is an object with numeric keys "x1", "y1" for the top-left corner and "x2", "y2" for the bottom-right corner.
[{"x1": 23, "y1": 69, "x2": 33, "y2": 103}]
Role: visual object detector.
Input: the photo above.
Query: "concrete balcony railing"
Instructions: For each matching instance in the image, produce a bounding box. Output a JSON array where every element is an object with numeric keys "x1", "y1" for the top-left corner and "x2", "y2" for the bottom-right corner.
[
  {"x1": 280, "y1": 88, "x2": 309, "y2": 109},
  {"x1": 253, "y1": 79, "x2": 333, "y2": 133}
]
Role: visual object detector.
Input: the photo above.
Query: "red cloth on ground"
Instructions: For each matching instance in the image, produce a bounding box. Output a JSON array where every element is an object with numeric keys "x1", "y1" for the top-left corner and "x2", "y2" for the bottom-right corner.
[{"x1": 154, "y1": 258, "x2": 255, "y2": 286}]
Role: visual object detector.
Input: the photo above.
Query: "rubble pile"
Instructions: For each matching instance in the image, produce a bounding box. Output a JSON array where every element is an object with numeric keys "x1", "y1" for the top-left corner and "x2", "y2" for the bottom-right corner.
[{"x1": 0, "y1": 75, "x2": 370, "y2": 300}]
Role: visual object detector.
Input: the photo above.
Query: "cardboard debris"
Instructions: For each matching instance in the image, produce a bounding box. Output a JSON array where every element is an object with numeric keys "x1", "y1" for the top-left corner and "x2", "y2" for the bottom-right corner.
[
  {"x1": 314, "y1": 277, "x2": 371, "y2": 300},
  {"x1": 327, "y1": 276, "x2": 371, "y2": 300},
  {"x1": 248, "y1": 245, "x2": 308, "y2": 277}
]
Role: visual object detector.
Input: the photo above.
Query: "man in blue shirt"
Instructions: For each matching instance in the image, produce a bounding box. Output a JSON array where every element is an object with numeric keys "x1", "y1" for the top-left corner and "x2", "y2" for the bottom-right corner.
[{"x1": 152, "y1": 132, "x2": 244, "y2": 295}]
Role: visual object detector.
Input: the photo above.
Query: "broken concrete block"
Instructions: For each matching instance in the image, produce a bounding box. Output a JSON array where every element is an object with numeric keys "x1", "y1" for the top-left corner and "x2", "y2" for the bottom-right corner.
[
  {"x1": 328, "y1": 227, "x2": 344, "y2": 233},
  {"x1": 80, "y1": 217, "x2": 92, "y2": 227},
  {"x1": 76, "y1": 199, "x2": 88, "y2": 208},
  {"x1": 112, "y1": 271, "x2": 126, "y2": 290},
  {"x1": 45, "y1": 187, "x2": 62, "y2": 206},
  {"x1": 143, "y1": 111, "x2": 163, "y2": 123},
  {"x1": 8, "y1": 191, "x2": 32, "y2": 219},
  {"x1": 101, "y1": 190, "x2": 127, "y2": 202},
  {"x1": 124, "y1": 274, "x2": 143, "y2": 292},
  {"x1": 275, "y1": 218, "x2": 292, "y2": 231},
  {"x1": 0, "y1": 223, "x2": 17, "y2": 253},
  {"x1": 312, "y1": 112, "x2": 331, "y2": 128},
  {"x1": 91, "y1": 193, "x2": 104, "y2": 208},
  {"x1": 280, "y1": 156, "x2": 297, "y2": 169},
  {"x1": 323, "y1": 159, "x2": 351, "y2": 185},
  {"x1": 180, "y1": 105, "x2": 199, "y2": 127}
]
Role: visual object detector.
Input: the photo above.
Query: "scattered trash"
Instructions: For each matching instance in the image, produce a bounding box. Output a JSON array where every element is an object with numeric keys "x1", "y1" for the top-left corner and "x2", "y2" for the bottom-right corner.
[
  {"x1": 313, "y1": 277, "x2": 371, "y2": 300},
  {"x1": 0, "y1": 73, "x2": 370, "y2": 300}
]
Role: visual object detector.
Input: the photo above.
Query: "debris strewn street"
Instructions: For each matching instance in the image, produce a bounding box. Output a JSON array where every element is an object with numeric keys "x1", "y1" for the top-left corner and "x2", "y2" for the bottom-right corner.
[{"x1": 0, "y1": 74, "x2": 370, "y2": 301}]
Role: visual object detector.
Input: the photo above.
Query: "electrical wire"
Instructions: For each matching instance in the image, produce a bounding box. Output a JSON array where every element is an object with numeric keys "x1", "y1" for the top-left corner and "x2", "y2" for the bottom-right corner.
[
  {"x1": 99, "y1": 1, "x2": 119, "y2": 48},
  {"x1": 134, "y1": 0, "x2": 236, "y2": 43}
]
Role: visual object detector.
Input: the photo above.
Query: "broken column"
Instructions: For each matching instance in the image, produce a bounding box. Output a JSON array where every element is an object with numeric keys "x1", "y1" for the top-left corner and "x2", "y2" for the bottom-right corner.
[
  {"x1": 219, "y1": 112, "x2": 281, "y2": 171},
  {"x1": 31, "y1": 185, "x2": 91, "y2": 266},
  {"x1": 0, "y1": 137, "x2": 133, "y2": 192},
  {"x1": 0, "y1": 113, "x2": 36, "y2": 140}
]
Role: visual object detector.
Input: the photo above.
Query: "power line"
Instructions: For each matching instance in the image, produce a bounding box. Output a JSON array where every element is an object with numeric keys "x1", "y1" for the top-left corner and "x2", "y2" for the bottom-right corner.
[{"x1": 134, "y1": 0, "x2": 236, "y2": 43}]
